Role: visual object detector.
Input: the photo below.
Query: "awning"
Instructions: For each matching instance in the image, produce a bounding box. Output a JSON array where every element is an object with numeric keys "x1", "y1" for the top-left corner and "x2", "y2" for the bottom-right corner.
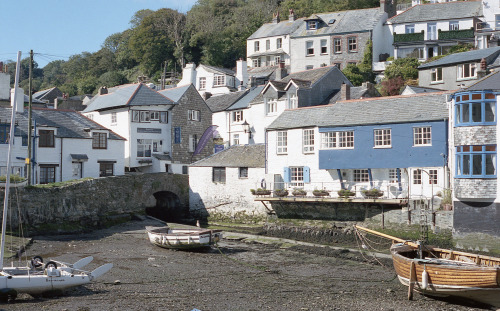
[{"x1": 71, "y1": 154, "x2": 88, "y2": 162}]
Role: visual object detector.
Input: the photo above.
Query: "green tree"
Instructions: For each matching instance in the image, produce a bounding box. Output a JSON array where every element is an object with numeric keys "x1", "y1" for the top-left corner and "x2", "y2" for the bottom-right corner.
[
  {"x1": 342, "y1": 40, "x2": 374, "y2": 85},
  {"x1": 384, "y1": 57, "x2": 420, "y2": 80},
  {"x1": 99, "y1": 71, "x2": 127, "y2": 87},
  {"x1": 77, "y1": 76, "x2": 99, "y2": 95}
]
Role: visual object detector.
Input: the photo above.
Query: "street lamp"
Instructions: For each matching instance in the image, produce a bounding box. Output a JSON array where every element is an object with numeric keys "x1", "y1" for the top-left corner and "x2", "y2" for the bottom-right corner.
[{"x1": 242, "y1": 120, "x2": 251, "y2": 139}]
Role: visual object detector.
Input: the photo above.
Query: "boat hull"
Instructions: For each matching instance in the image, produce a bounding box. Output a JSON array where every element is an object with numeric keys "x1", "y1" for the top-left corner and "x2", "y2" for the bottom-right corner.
[
  {"x1": 0, "y1": 271, "x2": 91, "y2": 295},
  {"x1": 392, "y1": 244, "x2": 500, "y2": 308},
  {"x1": 146, "y1": 226, "x2": 223, "y2": 249}
]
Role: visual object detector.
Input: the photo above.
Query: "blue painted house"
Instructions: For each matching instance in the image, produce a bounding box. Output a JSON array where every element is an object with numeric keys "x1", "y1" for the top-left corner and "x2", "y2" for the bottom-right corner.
[{"x1": 266, "y1": 91, "x2": 452, "y2": 199}]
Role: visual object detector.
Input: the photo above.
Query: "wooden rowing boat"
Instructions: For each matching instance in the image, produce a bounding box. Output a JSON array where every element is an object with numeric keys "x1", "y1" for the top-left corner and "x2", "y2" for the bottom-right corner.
[
  {"x1": 146, "y1": 226, "x2": 223, "y2": 250},
  {"x1": 355, "y1": 225, "x2": 500, "y2": 309}
]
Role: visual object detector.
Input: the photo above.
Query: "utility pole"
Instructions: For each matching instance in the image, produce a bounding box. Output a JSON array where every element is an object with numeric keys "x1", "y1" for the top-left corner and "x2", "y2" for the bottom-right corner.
[
  {"x1": 27, "y1": 50, "x2": 33, "y2": 185},
  {"x1": 161, "y1": 60, "x2": 167, "y2": 90}
]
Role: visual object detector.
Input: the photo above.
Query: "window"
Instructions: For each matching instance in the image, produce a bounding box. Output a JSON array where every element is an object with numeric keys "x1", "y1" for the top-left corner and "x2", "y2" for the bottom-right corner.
[
  {"x1": 413, "y1": 169, "x2": 422, "y2": 184},
  {"x1": 305, "y1": 65, "x2": 314, "y2": 70},
  {"x1": 188, "y1": 110, "x2": 201, "y2": 121},
  {"x1": 252, "y1": 58, "x2": 261, "y2": 67},
  {"x1": 429, "y1": 169, "x2": 438, "y2": 184},
  {"x1": 39, "y1": 165, "x2": 56, "y2": 184},
  {"x1": 276, "y1": 38, "x2": 282, "y2": 49},
  {"x1": 232, "y1": 111, "x2": 244, "y2": 123},
  {"x1": 354, "y1": 169, "x2": 369, "y2": 182},
  {"x1": 132, "y1": 111, "x2": 140, "y2": 122},
  {"x1": 182, "y1": 166, "x2": 189, "y2": 174},
  {"x1": 456, "y1": 145, "x2": 496, "y2": 178},
  {"x1": 427, "y1": 23, "x2": 437, "y2": 40},
  {"x1": 277, "y1": 131, "x2": 287, "y2": 154},
  {"x1": 321, "y1": 131, "x2": 354, "y2": 149},
  {"x1": 213, "y1": 167, "x2": 226, "y2": 183},
  {"x1": 496, "y1": 14, "x2": 500, "y2": 30},
  {"x1": 399, "y1": 47, "x2": 424, "y2": 59},
  {"x1": 320, "y1": 39, "x2": 327, "y2": 54},
  {"x1": 92, "y1": 132, "x2": 107, "y2": 149},
  {"x1": 148, "y1": 111, "x2": 158, "y2": 121},
  {"x1": 266, "y1": 39, "x2": 270, "y2": 50},
  {"x1": 266, "y1": 99, "x2": 277, "y2": 114},
  {"x1": 99, "y1": 162, "x2": 114, "y2": 177},
  {"x1": 455, "y1": 91, "x2": 496, "y2": 126},
  {"x1": 306, "y1": 41, "x2": 314, "y2": 56},
  {"x1": 334, "y1": 38, "x2": 342, "y2": 53},
  {"x1": 140, "y1": 111, "x2": 150, "y2": 122},
  {"x1": 288, "y1": 94, "x2": 297, "y2": 109},
  {"x1": 239, "y1": 167, "x2": 248, "y2": 179},
  {"x1": 160, "y1": 111, "x2": 168, "y2": 123},
  {"x1": 413, "y1": 127, "x2": 432, "y2": 146},
  {"x1": 72, "y1": 162, "x2": 82, "y2": 178},
  {"x1": 374, "y1": 129, "x2": 391, "y2": 148},
  {"x1": 111, "y1": 112, "x2": 117, "y2": 124},
  {"x1": 233, "y1": 133, "x2": 239, "y2": 145},
  {"x1": 389, "y1": 169, "x2": 398, "y2": 183},
  {"x1": 189, "y1": 134, "x2": 198, "y2": 152},
  {"x1": 458, "y1": 63, "x2": 476, "y2": 79},
  {"x1": 254, "y1": 41, "x2": 260, "y2": 52},
  {"x1": 405, "y1": 24, "x2": 415, "y2": 33},
  {"x1": 431, "y1": 68, "x2": 443, "y2": 82},
  {"x1": 214, "y1": 75, "x2": 225, "y2": 86},
  {"x1": 290, "y1": 167, "x2": 304, "y2": 186},
  {"x1": 303, "y1": 129, "x2": 315, "y2": 153},
  {"x1": 199, "y1": 77, "x2": 206, "y2": 90},
  {"x1": 0, "y1": 124, "x2": 9, "y2": 144},
  {"x1": 449, "y1": 21, "x2": 459, "y2": 31},
  {"x1": 307, "y1": 21, "x2": 317, "y2": 30},
  {"x1": 137, "y1": 139, "x2": 161, "y2": 157},
  {"x1": 347, "y1": 37, "x2": 357, "y2": 52},
  {"x1": 273, "y1": 56, "x2": 281, "y2": 66},
  {"x1": 39, "y1": 130, "x2": 55, "y2": 147}
]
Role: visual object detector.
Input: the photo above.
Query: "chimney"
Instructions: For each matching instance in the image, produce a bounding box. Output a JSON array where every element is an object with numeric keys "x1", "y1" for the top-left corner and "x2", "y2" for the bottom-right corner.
[
  {"x1": 275, "y1": 62, "x2": 286, "y2": 81},
  {"x1": 289, "y1": 9, "x2": 296, "y2": 21},
  {"x1": 0, "y1": 72, "x2": 10, "y2": 100},
  {"x1": 380, "y1": 0, "x2": 396, "y2": 18},
  {"x1": 178, "y1": 63, "x2": 196, "y2": 87},
  {"x1": 98, "y1": 86, "x2": 108, "y2": 95},
  {"x1": 477, "y1": 58, "x2": 488, "y2": 79},
  {"x1": 202, "y1": 92, "x2": 212, "y2": 100},
  {"x1": 10, "y1": 87, "x2": 25, "y2": 112},
  {"x1": 341, "y1": 83, "x2": 350, "y2": 101},
  {"x1": 272, "y1": 11, "x2": 280, "y2": 24},
  {"x1": 236, "y1": 59, "x2": 248, "y2": 90}
]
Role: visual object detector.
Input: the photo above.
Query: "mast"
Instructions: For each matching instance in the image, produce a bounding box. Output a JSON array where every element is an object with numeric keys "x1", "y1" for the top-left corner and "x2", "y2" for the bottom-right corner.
[
  {"x1": 1, "y1": 51, "x2": 22, "y2": 269},
  {"x1": 27, "y1": 50, "x2": 33, "y2": 185}
]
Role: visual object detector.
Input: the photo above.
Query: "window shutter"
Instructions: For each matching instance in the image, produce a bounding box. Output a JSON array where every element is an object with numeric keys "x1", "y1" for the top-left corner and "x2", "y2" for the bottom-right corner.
[
  {"x1": 189, "y1": 135, "x2": 194, "y2": 152},
  {"x1": 283, "y1": 167, "x2": 291, "y2": 183},
  {"x1": 304, "y1": 166, "x2": 310, "y2": 183}
]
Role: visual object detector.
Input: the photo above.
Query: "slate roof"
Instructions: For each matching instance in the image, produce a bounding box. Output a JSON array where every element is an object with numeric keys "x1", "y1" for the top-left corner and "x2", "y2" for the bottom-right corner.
[
  {"x1": 279, "y1": 66, "x2": 347, "y2": 86},
  {"x1": 400, "y1": 85, "x2": 444, "y2": 95},
  {"x1": 190, "y1": 144, "x2": 265, "y2": 168},
  {"x1": 325, "y1": 84, "x2": 381, "y2": 104},
  {"x1": 157, "y1": 85, "x2": 190, "y2": 102},
  {"x1": 267, "y1": 91, "x2": 451, "y2": 130},
  {"x1": 205, "y1": 90, "x2": 249, "y2": 113},
  {"x1": 83, "y1": 83, "x2": 175, "y2": 112},
  {"x1": 292, "y1": 8, "x2": 383, "y2": 37},
  {"x1": 227, "y1": 86, "x2": 265, "y2": 111},
  {"x1": 200, "y1": 64, "x2": 235, "y2": 76},
  {"x1": 464, "y1": 70, "x2": 500, "y2": 91},
  {"x1": 248, "y1": 18, "x2": 305, "y2": 40},
  {"x1": 33, "y1": 87, "x2": 62, "y2": 101},
  {"x1": 388, "y1": 1, "x2": 482, "y2": 24},
  {"x1": 418, "y1": 46, "x2": 500, "y2": 69},
  {"x1": 0, "y1": 107, "x2": 124, "y2": 140}
]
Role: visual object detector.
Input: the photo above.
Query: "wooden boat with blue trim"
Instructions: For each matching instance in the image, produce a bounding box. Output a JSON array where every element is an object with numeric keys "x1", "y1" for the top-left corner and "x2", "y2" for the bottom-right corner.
[
  {"x1": 146, "y1": 226, "x2": 222, "y2": 250},
  {"x1": 355, "y1": 225, "x2": 500, "y2": 309}
]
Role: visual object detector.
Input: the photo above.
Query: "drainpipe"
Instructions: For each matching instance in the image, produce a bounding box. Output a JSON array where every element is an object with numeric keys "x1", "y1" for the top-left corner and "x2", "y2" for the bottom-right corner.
[
  {"x1": 337, "y1": 169, "x2": 344, "y2": 189},
  {"x1": 367, "y1": 168, "x2": 373, "y2": 188},
  {"x1": 60, "y1": 137, "x2": 63, "y2": 182}
]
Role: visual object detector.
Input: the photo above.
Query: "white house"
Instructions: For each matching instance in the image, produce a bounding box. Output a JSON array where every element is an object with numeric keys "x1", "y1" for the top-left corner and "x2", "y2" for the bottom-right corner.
[
  {"x1": 83, "y1": 84, "x2": 176, "y2": 173},
  {"x1": 476, "y1": 0, "x2": 500, "y2": 49}
]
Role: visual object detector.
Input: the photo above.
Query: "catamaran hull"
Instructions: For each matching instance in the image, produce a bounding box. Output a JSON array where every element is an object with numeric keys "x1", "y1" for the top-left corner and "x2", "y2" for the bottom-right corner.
[{"x1": 0, "y1": 274, "x2": 92, "y2": 295}]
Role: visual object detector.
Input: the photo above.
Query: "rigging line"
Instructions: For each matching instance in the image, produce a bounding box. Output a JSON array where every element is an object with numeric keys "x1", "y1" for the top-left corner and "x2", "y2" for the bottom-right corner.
[{"x1": 354, "y1": 228, "x2": 389, "y2": 268}]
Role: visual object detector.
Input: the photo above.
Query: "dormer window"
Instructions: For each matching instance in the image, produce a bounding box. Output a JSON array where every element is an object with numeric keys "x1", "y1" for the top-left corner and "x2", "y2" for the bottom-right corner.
[
  {"x1": 307, "y1": 21, "x2": 318, "y2": 30},
  {"x1": 214, "y1": 75, "x2": 225, "y2": 86}
]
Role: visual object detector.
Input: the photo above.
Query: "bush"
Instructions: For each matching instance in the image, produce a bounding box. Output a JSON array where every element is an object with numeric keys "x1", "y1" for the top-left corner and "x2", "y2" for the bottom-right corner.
[
  {"x1": 313, "y1": 189, "x2": 330, "y2": 196},
  {"x1": 362, "y1": 188, "x2": 384, "y2": 198},
  {"x1": 380, "y1": 76, "x2": 406, "y2": 96},
  {"x1": 250, "y1": 188, "x2": 271, "y2": 195},
  {"x1": 337, "y1": 189, "x2": 355, "y2": 198},
  {"x1": 292, "y1": 188, "x2": 307, "y2": 196},
  {"x1": 274, "y1": 189, "x2": 289, "y2": 197}
]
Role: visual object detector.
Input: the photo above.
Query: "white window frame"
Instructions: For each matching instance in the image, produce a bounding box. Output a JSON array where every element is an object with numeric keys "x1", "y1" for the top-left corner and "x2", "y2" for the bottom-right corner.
[
  {"x1": 188, "y1": 110, "x2": 200, "y2": 121},
  {"x1": 302, "y1": 129, "x2": 315, "y2": 154},
  {"x1": 321, "y1": 131, "x2": 354, "y2": 149},
  {"x1": 137, "y1": 139, "x2": 161, "y2": 157},
  {"x1": 140, "y1": 111, "x2": 150, "y2": 122},
  {"x1": 458, "y1": 63, "x2": 476, "y2": 80},
  {"x1": 111, "y1": 112, "x2": 117, "y2": 124},
  {"x1": 374, "y1": 128, "x2": 391, "y2": 148},
  {"x1": 276, "y1": 38, "x2": 282, "y2": 49},
  {"x1": 405, "y1": 24, "x2": 415, "y2": 33},
  {"x1": 277, "y1": 131, "x2": 287, "y2": 154},
  {"x1": 307, "y1": 21, "x2": 317, "y2": 30},
  {"x1": 389, "y1": 169, "x2": 398, "y2": 183},
  {"x1": 429, "y1": 169, "x2": 438, "y2": 185},
  {"x1": 333, "y1": 38, "x2": 341, "y2": 54},
  {"x1": 413, "y1": 169, "x2": 422, "y2": 185},
  {"x1": 320, "y1": 39, "x2": 328, "y2": 54},
  {"x1": 233, "y1": 133, "x2": 240, "y2": 145},
  {"x1": 347, "y1": 36, "x2": 357, "y2": 52},
  {"x1": 288, "y1": 94, "x2": 298, "y2": 109},
  {"x1": 189, "y1": 134, "x2": 198, "y2": 152},
  {"x1": 449, "y1": 21, "x2": 459, "y2": 31},
  {"x1": 150, "y1": 111, "x2": 160, "y2": 121},
  {"x1": 254, "y1": 41, "x2": 260, "y2": 52},
  {"x1": 266, "y1": 39, "x2": 270, "y2": 50},
  {"x1": 413, "y1": 127, "x2": 432, "y2": 146},
  {"x1": 232, "y1": 111, "x2": 244, "y2": 123},
  {"x1": 431, "y1": 67, "x2": 443, "y2": 83},
  {"x1": 306, "y1": 41, "x2": 314, "y2": 56},
  {"x1": 290, "y1": 167, "x2": 304, "y2": 187},
  {"x1": 266, "y1": 98, "x2": 278, "y2": 115},
  {"x1": 214, "y1": 75, "x2": 225, "y2": 86},
  {"x1": 252, "y1": 58, "x2": 261, "y2": 67},
  {"x1": 199, "y1": 77, "x2": 206, "y2": 90}
]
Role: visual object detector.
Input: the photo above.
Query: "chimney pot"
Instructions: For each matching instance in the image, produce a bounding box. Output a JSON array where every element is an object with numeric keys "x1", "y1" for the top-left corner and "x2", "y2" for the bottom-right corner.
[{"x1": 341, "y1": 83, "x2": 351, "y2": 101}]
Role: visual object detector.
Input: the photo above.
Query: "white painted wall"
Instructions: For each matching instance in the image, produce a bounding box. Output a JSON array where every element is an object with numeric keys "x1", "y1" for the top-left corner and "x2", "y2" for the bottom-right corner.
[
  {"x1": 0, "y1": 72, "x2": 10, "y2": 100},
  {"x1": 247, "y1": 35, "x2": 291, "y2": 68},
  {"x1": 189, "y1": 166, "x2": 269, "y2": 217},
  {"x1": 290, "y1": 36, "x2": 331, "y2": 73}
]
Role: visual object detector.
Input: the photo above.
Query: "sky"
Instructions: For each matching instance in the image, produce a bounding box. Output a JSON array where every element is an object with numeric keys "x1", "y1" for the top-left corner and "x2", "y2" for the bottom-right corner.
[{"x1": 0, "y1": 0, "x2": 198, "y2": 68}]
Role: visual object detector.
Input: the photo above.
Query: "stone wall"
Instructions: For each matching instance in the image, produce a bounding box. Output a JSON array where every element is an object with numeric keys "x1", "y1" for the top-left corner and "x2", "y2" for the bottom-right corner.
[{"x1": 0, "y1": 173, "x2": 189, "y2": 232}]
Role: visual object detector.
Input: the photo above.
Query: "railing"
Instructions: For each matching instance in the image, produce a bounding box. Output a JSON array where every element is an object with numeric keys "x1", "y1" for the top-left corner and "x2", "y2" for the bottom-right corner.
[
  {"x1": 396, "y1": 2, "x2": 412, "y2": 12},
  {"x1": 393, "y1": 31, "x2": 424, "y2": 43},
  {"x1": 253, "y1": 180, "x2": 445, "y2": 201},
  {"x1": 437, "y1": 28, "x2": 474, "y2": 40}
]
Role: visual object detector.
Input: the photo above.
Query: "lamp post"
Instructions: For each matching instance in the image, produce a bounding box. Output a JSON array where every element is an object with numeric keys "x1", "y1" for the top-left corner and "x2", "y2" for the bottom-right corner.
[{"x1": 242, "y1": 120, "x2": 251, "y2": 140}]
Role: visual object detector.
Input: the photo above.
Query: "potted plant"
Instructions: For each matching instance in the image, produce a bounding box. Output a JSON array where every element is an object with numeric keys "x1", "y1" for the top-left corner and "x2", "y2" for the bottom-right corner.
[
  {"x1": 274, "y1": 189, "x2": 289, "y2": 197},
  {"x1": 312, "y1": 189, "x2": 330, "y2": 197},
  {"x1": 292, "y1": 188, "x2": 307, "y2": 196},
  {"x1": 362, "y1": 188, "x2": 384, "y2": 198},
  {"x1": 337, "y1": 189, "x2": 355, "y2": 198},
  {"x1": 440, "y1": 188, "x2": 453, "y2": 211},
  {"x1": 250, "y1": 188, "x2": 271, "y2": 195}
]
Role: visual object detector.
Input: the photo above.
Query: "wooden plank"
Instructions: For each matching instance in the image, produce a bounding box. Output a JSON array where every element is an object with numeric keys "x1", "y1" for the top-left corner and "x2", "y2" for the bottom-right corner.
[{"x1": 408, "y1": 261, "x2": 416, "y2": 300}]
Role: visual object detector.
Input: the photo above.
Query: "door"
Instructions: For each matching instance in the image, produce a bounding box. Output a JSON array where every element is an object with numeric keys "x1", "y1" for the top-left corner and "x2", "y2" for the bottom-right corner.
[
  {"x1": 72, "y1": 162, "x2": 82, "y2": 179},
  {"x1": 274, "y1": 174, "x2": 284, "y2": 191},
  {"x1": 427, "y1": 23, "x2": 437, "y2": 40}
]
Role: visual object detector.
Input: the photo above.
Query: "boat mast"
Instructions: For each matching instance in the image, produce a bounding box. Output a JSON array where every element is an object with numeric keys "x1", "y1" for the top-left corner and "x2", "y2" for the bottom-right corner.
[{"x1": 1, "y1": 51, "x2": 22, "y2": 269}]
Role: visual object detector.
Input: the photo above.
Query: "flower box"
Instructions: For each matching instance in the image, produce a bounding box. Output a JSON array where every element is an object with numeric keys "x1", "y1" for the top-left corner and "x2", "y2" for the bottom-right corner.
[
  {"x1": 313, "y1": 189, "x2": 330, "y2": 197},
  {"x1": 362, "y1": 189, "x2": 384, "y2": 198},
  {"x1": 250, "y1": 188, "x2": 271, "y2": 195},
  {"x1": 274, "y1": 189, "x2": 289, "y2": 197},
  {"x1": 337, "y1": 189, "x2": 355, "y2": 198},
  {"x1": 292, "y1": 188, "x2": 307, "y2": 196}
]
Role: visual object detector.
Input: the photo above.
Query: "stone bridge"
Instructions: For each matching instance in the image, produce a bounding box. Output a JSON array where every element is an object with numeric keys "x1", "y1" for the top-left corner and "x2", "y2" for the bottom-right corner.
[{"x1": 1, "y1": 173, "x2": 189, "y2": 233}]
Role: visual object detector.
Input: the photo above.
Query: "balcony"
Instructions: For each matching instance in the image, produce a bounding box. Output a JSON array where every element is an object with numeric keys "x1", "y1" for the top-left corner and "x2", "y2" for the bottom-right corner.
[
  {"x1": 437, "y1": 28, "x2": 474, "y2": 40},
  {"x1": 394, "y1": 31, "x2": 424, "y2": 43}
]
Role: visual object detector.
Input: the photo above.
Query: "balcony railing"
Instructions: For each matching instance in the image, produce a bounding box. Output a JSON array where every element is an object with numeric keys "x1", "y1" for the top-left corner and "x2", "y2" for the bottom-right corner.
[
  {"x1": 393, "y1": 31, "x2": 424, "y2": 43},
  {"x1": 437, "y1": 28, "x2": 474, "y2": 40}
]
